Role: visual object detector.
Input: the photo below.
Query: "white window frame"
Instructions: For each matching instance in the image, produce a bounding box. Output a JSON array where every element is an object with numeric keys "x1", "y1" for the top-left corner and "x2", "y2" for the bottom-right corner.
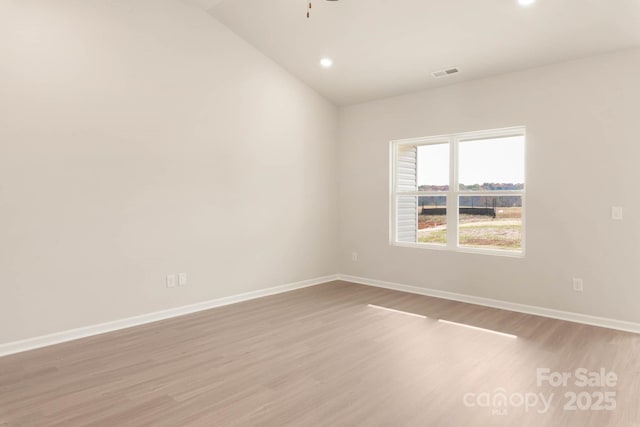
[{"x1": 389, "y1": 126, "x2": 526, "y2": 258}]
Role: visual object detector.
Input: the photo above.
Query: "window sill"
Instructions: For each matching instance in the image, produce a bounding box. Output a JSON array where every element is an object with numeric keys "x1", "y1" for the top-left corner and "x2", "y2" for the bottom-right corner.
[{"x1": 391, "y1": 241, "x2": 525, "y2": 258}]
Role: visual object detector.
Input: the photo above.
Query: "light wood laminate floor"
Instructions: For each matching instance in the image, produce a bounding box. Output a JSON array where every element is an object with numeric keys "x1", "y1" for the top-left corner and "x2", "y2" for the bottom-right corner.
[{"x1": 1, "y1": 281, "x2": 639, "y2": 426}]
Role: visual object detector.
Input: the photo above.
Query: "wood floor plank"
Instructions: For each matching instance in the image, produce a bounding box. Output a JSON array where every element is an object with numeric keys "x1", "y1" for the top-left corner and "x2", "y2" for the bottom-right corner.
[{"x1": 1, "y1": 281, "x2": 639, "y2": 426}]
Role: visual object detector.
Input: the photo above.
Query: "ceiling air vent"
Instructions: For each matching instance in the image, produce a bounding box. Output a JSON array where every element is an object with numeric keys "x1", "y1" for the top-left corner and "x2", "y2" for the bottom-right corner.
[{"x1": 431, "y1": 67, "x2": 460, "y2": 78}]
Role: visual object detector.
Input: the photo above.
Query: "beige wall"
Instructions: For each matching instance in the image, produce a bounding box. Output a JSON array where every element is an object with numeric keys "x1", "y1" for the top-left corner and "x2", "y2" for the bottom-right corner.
[
  {"x1": 0, "y1": 0, "x2": 338, "y2": 343},
  {"x1": 338, "y1": 48, "x2": 640, "y2": 323},
  {"x1": 2, "y1": 0, "x2": 638, "y2": 346}
]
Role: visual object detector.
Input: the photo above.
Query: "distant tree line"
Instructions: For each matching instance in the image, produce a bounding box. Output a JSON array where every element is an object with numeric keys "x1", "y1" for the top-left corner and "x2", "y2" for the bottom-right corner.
[
  {"x1": 418, "y1": 183, "x2": 524, "y2": 208},
  {"x1": 459, "y1": 183, "x2": 524, "y2": 191},
  {"x1": 418, "y1": 183, "x2": 524, "y2": 192}
]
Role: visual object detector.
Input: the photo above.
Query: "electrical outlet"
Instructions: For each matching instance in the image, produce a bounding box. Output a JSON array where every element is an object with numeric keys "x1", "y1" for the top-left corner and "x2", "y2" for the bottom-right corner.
[
  {"x1": 572, "y1": 278, "x2": 584, "y2": 292},
  {"x1": 166, "y1": 274, "x2": 177, "y2": 288},
  {"x1": 352, "y1": 252, "x2": 358, "y2": 262},
  {"x1": 178, "y1": 273, "x2": 188, "y2": 287}
]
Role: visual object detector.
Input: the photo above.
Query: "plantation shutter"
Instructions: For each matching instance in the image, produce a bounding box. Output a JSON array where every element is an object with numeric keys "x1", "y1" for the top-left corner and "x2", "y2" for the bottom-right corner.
[{"x1": 396, "y1": 145, "x2": 417, "y2": 243}]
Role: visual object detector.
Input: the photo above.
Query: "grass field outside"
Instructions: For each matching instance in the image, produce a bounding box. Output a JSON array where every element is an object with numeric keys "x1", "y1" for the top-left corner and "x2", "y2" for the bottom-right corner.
[{"x1": 418, "y1": 206, "x2": 522, "y2": 251}]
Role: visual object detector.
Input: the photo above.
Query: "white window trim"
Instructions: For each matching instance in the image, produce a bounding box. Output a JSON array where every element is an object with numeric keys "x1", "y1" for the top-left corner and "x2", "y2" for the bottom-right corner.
[{"x1": 389, "y1": 126, "x2": 526, "y2": 258}]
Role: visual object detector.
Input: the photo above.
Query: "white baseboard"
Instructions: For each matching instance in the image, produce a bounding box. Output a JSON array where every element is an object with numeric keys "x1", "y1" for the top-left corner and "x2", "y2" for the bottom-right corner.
[
  {"x1": 0, "y1": 274, "x2": 339, "y2": 357},
  {"x1": 3, "y1": 272, "x2": 637, "y2": 358},
  {"x1": 337, "y1": 274, "x2": 640, "y2": 335}
]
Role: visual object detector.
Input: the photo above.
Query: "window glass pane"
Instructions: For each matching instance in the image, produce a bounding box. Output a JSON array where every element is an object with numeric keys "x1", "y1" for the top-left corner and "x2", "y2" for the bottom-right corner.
[
  {"x1": 458, "y1": 196, "x2": 523, "y2": 251},
  {"x1": 418, "y1": 196, "x2": 447, "y2": 245},
  {"x1": 417, "y1": 143, "x2": 449, "y2": 191},
  {"x1": 458, "y1": 136, "x2": 524, "y2": 191}
]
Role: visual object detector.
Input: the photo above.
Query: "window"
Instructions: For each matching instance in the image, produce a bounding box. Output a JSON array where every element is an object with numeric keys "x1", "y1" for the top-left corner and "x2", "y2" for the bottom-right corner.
[{"x1": 391, "y1": 127, "x2": 526, "y2": 256}]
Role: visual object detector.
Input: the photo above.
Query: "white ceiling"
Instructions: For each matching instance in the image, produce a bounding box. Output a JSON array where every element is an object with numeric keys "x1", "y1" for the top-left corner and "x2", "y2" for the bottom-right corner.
[{"x1": 192, "y1": 0, "x2": 640, "y2": 106}]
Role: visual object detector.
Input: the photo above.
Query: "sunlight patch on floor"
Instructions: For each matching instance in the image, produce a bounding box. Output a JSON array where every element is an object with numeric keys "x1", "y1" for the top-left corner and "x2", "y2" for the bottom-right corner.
[{"x1": 437, "y1": 319, "x2": 518, "y2": 338}]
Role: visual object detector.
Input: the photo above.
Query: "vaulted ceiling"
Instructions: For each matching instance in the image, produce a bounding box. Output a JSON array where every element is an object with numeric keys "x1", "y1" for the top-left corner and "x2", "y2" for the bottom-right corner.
[{"x1": 186, "y1": 0, "x2": 640, "y2": 105}]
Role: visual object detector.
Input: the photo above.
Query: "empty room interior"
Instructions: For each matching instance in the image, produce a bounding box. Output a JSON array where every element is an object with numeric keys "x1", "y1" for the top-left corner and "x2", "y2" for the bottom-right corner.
[{"x1": 2, "y1": 0, "x2": 640, "y2": 425}]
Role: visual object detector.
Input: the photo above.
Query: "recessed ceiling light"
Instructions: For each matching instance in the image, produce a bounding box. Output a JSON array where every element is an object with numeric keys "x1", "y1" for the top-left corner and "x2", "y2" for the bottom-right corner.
[
  {"x1": 518, "y1": 0, "x2": 535, "y2": 6},
  {"x1": 320, "y1": 58, "x2": 333, "y2": 68}
]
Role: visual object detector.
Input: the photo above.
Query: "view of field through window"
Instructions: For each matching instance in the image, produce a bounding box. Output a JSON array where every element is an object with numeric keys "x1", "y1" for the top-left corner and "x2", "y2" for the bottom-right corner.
[
  {"x1": 418, "y1": 196, "x2": 523, "y2": 250},
  {"x1": 416, "y1": 135, "x2": 524, "y2": 251}
]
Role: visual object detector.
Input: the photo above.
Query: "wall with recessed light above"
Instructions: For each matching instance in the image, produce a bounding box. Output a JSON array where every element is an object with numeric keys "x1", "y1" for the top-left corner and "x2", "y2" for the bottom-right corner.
[
  {"x1": 338, "y1": 48, "x2": 640, "y2": 324},
  {"x1": 0, "y1": 0, "x2": 339, "y2": 344}
]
